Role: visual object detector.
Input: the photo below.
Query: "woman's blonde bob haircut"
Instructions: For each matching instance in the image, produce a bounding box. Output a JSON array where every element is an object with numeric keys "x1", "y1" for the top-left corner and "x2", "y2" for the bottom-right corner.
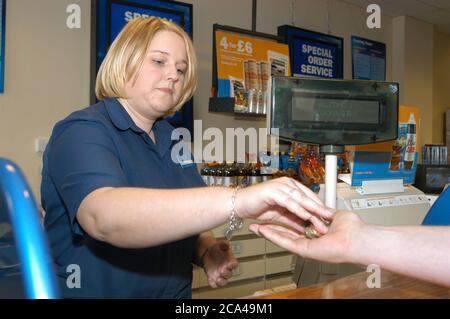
[{"x1": 95, "y1": 17, "x2": 197, "y2": 116}]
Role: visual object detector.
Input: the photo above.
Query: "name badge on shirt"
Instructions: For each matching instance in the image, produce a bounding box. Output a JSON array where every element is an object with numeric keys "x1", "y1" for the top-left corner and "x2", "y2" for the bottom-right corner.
[{"x1": 176, "y1": 154, "x2": 195, "y2": 169}]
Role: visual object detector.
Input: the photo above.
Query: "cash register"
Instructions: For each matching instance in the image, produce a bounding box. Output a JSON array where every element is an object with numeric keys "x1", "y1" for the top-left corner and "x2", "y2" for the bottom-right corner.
[{"x1": 268, "y1": 76, "x2": 431, "y2": 287}]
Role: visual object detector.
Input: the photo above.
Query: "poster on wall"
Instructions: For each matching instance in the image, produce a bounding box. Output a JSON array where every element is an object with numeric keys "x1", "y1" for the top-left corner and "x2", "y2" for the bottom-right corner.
[
  {"x1": 351, "y1": 36, "x2": 386, "y2": 81},
  {"x1": 345, "y1": 106, "x2": 420, "y2": 186},
  {"x1": 93, "y1": 0, "x2": 194, "y2": 134},
  {"x1": 278, "y1": 25, "x2": 343, "y2": 79},
  {"x1": 0, "y1": 0, "x2": 6, "y2": 93},
  {"x1": 213, "y1": 24, "x2": 290, "y2": 114}
]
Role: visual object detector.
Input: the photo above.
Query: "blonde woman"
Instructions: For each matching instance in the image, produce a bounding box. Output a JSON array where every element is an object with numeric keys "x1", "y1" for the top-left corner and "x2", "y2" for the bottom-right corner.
[{"x1": 41, "y1": 18, "x2": 331, "y2": 298}]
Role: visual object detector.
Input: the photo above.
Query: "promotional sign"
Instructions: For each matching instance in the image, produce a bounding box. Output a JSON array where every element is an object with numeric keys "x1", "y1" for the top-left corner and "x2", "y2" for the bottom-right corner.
[
  {"x1": 351, "y1": 36, "x2": 386, "y2": 81},
  {"x1": 214, "y1": 26, "x2": 290, "y2": 113},
  {"x1": 348, "y1": 106, "x2": 420, "y2": 186},
  {"x1": 278, "y1": 25, "x2": 343, "y2": 79},
  {"x1": 94, "y1": 0, "x2": 193, "y2": 134},
  {"x1": 0, "y1": 0, "x2": 5, "y2": 93}
]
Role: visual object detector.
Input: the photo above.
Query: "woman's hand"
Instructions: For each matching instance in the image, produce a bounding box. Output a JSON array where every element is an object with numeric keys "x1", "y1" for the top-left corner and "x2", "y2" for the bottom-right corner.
[
  {"x1": 249, "y1": 210, "x2": 365, "y2": 264},
  {"x1": 202, "y1": 240, "x2": 238, "y2": 288},
  {"x1": 236, "y1": 177, "x2": 334, "y2": 236}
]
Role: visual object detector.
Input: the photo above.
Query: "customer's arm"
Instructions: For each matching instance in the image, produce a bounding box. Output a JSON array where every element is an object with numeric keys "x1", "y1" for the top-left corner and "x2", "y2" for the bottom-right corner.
[
  {"x1": 353, "y1": 221, "x2": 450, "y2": 287},
  {"x1": 250, "y1": 211, "x2": 450, "y2": 287}
]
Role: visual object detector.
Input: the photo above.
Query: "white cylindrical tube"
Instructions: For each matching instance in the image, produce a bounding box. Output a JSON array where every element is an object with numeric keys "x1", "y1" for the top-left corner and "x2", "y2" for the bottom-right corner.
[{"x1": 325, "y1": 154, "x2": 337, "y2": 209}]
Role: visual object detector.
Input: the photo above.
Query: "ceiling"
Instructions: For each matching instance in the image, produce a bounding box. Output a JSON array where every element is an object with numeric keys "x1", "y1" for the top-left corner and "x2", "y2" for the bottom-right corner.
[{"x1": 341, "y1": 0, "x2": 450, "y2": 34}]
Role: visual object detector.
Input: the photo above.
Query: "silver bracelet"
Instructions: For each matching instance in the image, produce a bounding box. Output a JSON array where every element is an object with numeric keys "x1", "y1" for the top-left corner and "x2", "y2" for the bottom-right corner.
[{"x1": 225, "y1": 186, "x2": 244, "y2": 240}]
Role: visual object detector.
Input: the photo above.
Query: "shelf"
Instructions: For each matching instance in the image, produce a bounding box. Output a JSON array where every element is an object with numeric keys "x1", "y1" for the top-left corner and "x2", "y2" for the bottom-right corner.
[{"x1": 208, "y1": 97, "x2": 266, "y2": 118}]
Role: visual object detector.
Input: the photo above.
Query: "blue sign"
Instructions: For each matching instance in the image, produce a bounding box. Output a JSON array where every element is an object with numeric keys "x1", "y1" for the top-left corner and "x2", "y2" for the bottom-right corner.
[
  {"x1": 0, "y1": 0, "x2": 6, "y2": 93},
  {"x1": 95, "y1": 0, "x2": 193, "y2": 134},
  {"x1": 351, "y1": 152, "x2": 417, "y2": 187},
  {"x1": 352, "y1": 36, "x2": 386, "y2": 81},
  {"x1": 278, "y1": 25, "x2": 343, "y2": 79},
  {"x1": 294, "y1": 39, "x2": 337, "y2": 78},
  {"x1": 109, "y1": 2, "x2": 184, "y2": 43}
]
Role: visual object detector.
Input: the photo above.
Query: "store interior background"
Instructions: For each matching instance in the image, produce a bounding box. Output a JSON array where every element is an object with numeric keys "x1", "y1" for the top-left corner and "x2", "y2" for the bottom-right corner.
[{"x1": 0, "y1": 0, "x2": 449, "y2": 201}]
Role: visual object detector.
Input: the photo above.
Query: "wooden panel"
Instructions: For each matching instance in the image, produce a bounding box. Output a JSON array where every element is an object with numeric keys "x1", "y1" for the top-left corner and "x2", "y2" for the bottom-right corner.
[
  {"x1": 194, "y1": 280, "x2": 265, "y2": 299},
  {"x1": 230, "y1": 238, "x2": 265, "y2": 259},
  {"x1": 265, "y1": 274, "x2": 294, "y2": 289},
  {"x1": 265, "y1": 254, "x2": 295, "y2": 275},
  {"x1": 266, "y1": 240, "x2": 287, "y2": 254},
  {"x1": 255, "y1": 270, "x2": 450, "y2": 299}
]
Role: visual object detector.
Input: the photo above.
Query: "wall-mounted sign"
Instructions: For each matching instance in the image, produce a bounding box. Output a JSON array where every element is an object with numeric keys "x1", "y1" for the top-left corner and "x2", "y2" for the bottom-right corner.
[
  {"x1": 278, "y1": 25, "x2": 343, "y2": 79},
  {"x1": 212, "y1": 24, "x2": 290, "y2": 114},
  {"x1": 93, "y1": 0, "x2": 193, "y2": 134},
  {"x1": 351, "y1": 36, "x2": 386, "y2": 81},
  {"x1": 0, "y1": 0, "x2": 6, "y2": 93}
]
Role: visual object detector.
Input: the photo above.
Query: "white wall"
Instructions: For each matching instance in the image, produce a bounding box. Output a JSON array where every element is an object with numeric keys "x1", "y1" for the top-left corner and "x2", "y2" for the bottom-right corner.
[
  {"x1": 0, "y1": 0, "x2": 91, "y2": 200},
  {"x1": 433, "y1": 30, "x2": 450, "y2": 144},
  {"x1": 393, "y1": 16, "x2": 434, "y2": 154}
]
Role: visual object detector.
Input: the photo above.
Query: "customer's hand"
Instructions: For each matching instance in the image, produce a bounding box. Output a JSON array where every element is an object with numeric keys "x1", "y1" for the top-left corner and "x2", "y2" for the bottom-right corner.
[
  {"x1": 249, "y1": 210, "x2": 365, "y2": 264},
  {"x1": 236, "y1": 177, "x2": 333, "y2": 236},
  {"x1": 202, "y1": 240, "x2": 238, "y2": 288}
]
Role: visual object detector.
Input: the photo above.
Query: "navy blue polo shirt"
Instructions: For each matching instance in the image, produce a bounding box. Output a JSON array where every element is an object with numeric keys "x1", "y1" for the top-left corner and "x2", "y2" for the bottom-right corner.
[{"x1": 41, "y1": 98, "x2": 205, "y2": 298}]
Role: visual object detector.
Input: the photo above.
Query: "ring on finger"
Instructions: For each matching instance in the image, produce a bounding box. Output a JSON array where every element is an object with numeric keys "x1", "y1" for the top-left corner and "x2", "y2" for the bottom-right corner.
[
  {"x1": 304, "y1": 226, "x2": 319, "y2": 239},
  {"x1": 320, "y1": 217, "x2": 332, "y2": 226}
]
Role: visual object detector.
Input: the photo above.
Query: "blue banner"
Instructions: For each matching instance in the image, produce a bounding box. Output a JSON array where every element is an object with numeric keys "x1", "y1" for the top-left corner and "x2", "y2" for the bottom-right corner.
[
  {"x1": 352, "y1": 36, "x2": 386, "y2": 81},
  {"x1": 278, "y1": 25, "x2": 343, "y2": 79},
  {"x1": 109, "y1": 2, "x2": 183, "y2": 43},
  {"x1": 294, "y1": 39, "x2": 337, "y2": 78}
]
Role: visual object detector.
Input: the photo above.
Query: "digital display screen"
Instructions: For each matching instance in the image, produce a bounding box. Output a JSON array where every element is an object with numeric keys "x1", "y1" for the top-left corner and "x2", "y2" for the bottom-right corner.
[
  {"x1": 291, "y1": 96, "x2": 380, "y2": 124},
  {"x1": 269, "y1": 77, "x2": 398, "y2": 145}
]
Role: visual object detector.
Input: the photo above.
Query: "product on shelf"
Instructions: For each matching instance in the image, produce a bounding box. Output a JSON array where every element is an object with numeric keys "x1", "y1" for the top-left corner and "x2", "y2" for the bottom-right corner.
[{"x1": 200, "y1": 142, "x2": 349, "y2": 193}]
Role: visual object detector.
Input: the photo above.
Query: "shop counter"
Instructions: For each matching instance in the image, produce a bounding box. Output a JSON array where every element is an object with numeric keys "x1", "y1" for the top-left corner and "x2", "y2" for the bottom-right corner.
[{"x1": 253, "y1": 269, "x2": 449, "y2": 299}]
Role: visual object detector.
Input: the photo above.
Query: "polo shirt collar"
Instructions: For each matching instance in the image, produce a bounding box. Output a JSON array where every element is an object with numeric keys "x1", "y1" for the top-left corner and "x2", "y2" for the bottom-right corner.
[
  {"x1": 104, "y1": 98, "x2": 142, "y2": 133},
  {"x1": 104, "y1": 98, "x2": 177, "y2": 156}
]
